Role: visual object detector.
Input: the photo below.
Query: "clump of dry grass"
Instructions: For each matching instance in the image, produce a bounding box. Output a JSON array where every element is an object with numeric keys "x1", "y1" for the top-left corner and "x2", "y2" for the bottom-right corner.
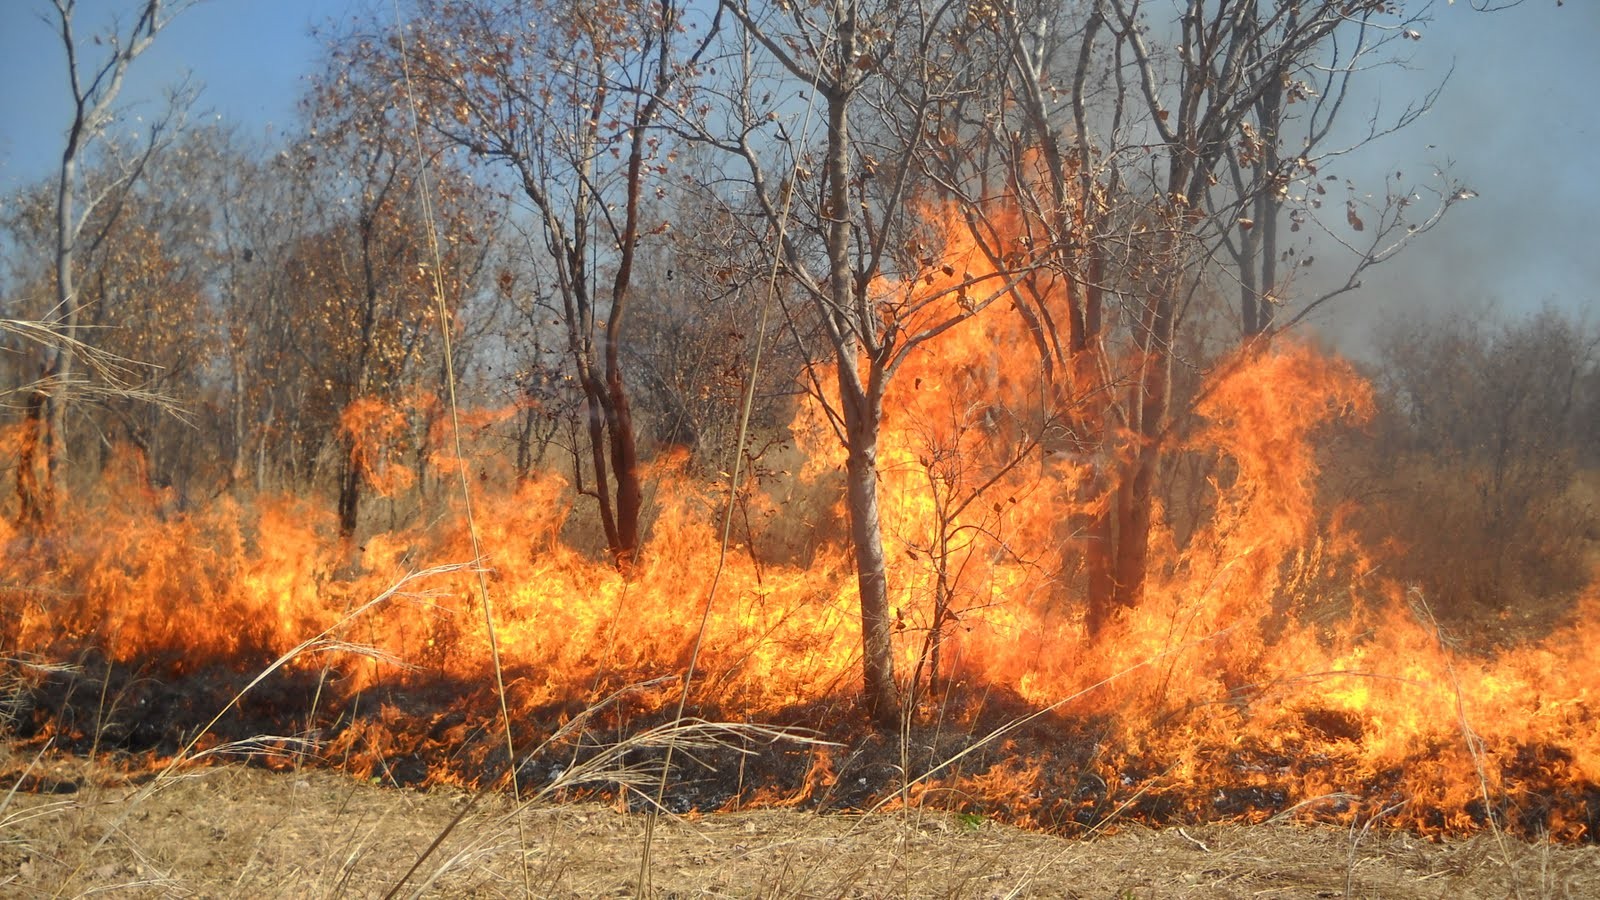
[
  {"x1": 3, "y1": 763, "x2": 1596, "y2": 898},
  {"x1": 0, "y1": 654, "x2": 74, "y2": 734}
]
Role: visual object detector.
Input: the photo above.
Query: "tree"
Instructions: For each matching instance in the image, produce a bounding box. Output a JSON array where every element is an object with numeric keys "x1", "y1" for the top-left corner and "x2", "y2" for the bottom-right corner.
[
  {"x1": 66, "y1": 133, "x2": 218, "y2": 495},
  {"x1": 368, "y1": 0, "x2": 718, "y2": 568},
  {"x1": 1366, "y1": 307, "x2": 1598, "y2": 610},
  {"x1": 292, "y1": 63, "x2": 497, "y2": 537},
  {"x1": 920, "y1": 0, "x2": 1468, "y2": 632},
  {"x1": 15, "y1": 0, "x2": 198, "y2": 524},
  {"x1": 204, "y1": 131, "x2": 310, "y2": 493},
  {"x1": 709, "y1": 0, "x2": 1033, "y2": 724}
]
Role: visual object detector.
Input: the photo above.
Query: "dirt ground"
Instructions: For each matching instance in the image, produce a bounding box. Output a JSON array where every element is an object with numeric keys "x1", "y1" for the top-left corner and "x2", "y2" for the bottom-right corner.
[{"x1": 1, "y1": 749, "x2": 1595, "y2": 899}]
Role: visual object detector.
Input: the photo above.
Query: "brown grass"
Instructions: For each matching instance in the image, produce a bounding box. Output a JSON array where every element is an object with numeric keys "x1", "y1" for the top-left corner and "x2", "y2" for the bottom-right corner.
[{"x1": 1, "y1": 752, "x2": 1595, "y2": 899}]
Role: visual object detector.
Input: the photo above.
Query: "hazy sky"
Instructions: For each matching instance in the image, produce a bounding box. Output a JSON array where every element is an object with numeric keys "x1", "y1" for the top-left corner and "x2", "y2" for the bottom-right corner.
[{"x1": 0, "y1": 0, "x2": 1593, "y2": 347}]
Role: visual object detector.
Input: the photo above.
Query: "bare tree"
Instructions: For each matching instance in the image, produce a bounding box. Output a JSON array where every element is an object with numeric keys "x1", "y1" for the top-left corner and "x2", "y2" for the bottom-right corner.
[
  {"x1": 917, "y1": 0, "x2": 1470, "y2": 633},
  {"x1": 1366, "y1": 307, "x2": 1598, "y2": 609},
  {"x1": 301, "y1": 67, "x2": 480, "y2": 536},
  {"x1": 706, "y1": 0, "x2": 1033, "y2": 724},
  {"x1": 365, "y1": 0, "x2": 719, "y2": 568},
  {"x1": 15, "y1": 0, "x2": 199, "y2": 524}
]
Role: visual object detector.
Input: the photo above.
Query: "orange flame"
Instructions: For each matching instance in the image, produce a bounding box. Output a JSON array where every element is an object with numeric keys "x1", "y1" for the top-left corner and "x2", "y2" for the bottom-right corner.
[{"x1": 4, "y1": 203, "x2": 1596, "y2": 841}]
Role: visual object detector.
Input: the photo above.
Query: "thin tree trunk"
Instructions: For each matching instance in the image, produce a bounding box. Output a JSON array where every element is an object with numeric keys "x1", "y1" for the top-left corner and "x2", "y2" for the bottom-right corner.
[
  {"x1": 15, "y1": 394, "x2": 51, "y2": 526},
  {"x1": 337, "y1": 449, "x2": 362, "y2": 537},
  {"x1": 1239, "y1": 214, "x2": 1262, "y2": 336},
  {"x1": 605, "y1": 368, "x2": 643, "y2": 566},
  {"x1": 1084, "y1": 502, "x2": 1118, "y2": 635},
  {"x1": 1112, "y1": 295, "x2": 1175, "y2": 609},
  {"x1": 336, "y1": 217, "x2": 383, "y2": 540},
  {"x1": 842, "y1": 391, "x2": 899, "y2": 727},
  {"x1": 1072, "y1": 251, "x2": 1121, "y2": 635},
  {"x1": 26, "y1": 125, "x2": 86, "y2": 524},
  {"x1": 581, "y1": 380, "x2": 621, "y2": 554},
  {"x1": 228, "y1": 347, "x2": 249, "y2": 487}
]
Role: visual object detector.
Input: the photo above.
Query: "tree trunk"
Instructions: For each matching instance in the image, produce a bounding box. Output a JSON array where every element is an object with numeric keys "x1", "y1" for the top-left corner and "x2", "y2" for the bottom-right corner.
[
  {"x1": 1084, "y1": 502, "x2": 1118, "y2": 636},
  {"x1": 1071, "y1": 256, "x2": 1120, "y2": 635},
  {"x1": 228, "y1": 349, "x2": 249, "y2": 488},
  {"x1": 842, "y1": 400, "x2": 900, "y2": 727},
  {"x1": 515, "y1": 406, "x2": 536, "y2": 482},
  {"x1": 1239, "y1": 212, "x2": 1262, "y2": 336},
  {"x1": 1114, "y1": 442, "x2": 1159, "y2": 608},
  {"x1": 337, "y1": 447, "x2": 362, "y2": 538},
  {"x1": 606, "y1": 367, "x2": 643, "y2": 567},
  {"x1": 1250, "y1": 28, "x2": 1285, "y2": 338},
  {"x1": 812, "y1": 3, "x2": 899, "y2": 727},
  {"x1": 1112, "y1": 295, "x2": 1175, "y2": 609},
  {"x1": 15, "y1": 392, "x2": 52, "y2": 527},
  {"x1": 581, "y1": 380, "x2": 621, "y2": 553},
  {"x1": 26, "y1": 126, "x2": 87, "y2": 525}
]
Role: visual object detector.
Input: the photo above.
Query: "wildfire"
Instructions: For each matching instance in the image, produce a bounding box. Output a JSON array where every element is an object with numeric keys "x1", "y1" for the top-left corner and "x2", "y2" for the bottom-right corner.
[{"x1": 3, "y1": 204, "x2": 1597, "y2": 843}]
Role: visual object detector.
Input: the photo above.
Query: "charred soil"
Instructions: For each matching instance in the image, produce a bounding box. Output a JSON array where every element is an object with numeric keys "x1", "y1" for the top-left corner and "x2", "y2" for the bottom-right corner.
[{"x1": 7, "y1": 657, "x2": 1599, "y2": 847}]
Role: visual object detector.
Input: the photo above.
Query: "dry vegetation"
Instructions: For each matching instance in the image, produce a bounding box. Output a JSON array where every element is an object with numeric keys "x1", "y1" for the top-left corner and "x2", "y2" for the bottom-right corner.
[
  {"x1": 5, "y1": 3, "x2": 1600, "y2": 896},
  {"x1": 2, "y1": 753, "x2": 1596, "y2": 899}
]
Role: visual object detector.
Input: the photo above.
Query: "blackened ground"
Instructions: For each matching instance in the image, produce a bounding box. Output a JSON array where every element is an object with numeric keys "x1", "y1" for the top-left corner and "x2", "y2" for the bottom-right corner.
[{"x1": 6, "y1": 657, "x2": 1597, "y2": 844}]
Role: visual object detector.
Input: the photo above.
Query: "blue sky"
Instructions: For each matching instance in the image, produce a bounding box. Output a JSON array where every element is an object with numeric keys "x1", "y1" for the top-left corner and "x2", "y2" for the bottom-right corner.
[
  {"x1": 1310, "y1": 0, "x2": 1600, "y2": 343},
  {"x1": 0, "y1": 0, "x2": 1594, "y2": 343},
  {"x1": 0, "y1": 0, "x2": 332, "y2": 183}
]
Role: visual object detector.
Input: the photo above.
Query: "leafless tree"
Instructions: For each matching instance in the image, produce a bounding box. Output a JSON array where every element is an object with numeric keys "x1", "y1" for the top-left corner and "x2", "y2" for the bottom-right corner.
[
  {"x1": 365, "y1": 0, "x2": 720, "y2": 568},
  {"x1": 917, "y1": 0, "x2": 1471, "y2": 633},
  {"x1": 13, "y1": 0, "x2": 200, "y2": 524},
  {"x1": 1366, "y1": 307, "x2": 1598, "y2": 609},
  {"x1": 704, "y1": 0, "x2": 1037, "y2": 723}
]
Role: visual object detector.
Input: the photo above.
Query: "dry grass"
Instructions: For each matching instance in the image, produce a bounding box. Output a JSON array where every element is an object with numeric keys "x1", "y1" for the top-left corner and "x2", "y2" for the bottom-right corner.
[{"x1": 0, "y1": 752, "x2": 1594, "y2": 899}]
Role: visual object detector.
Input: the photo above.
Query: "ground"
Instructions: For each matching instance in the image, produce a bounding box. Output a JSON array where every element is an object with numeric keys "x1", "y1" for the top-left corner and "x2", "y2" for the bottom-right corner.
[{"x1": 1, "y1": 749, "x2": 1595, "y2": 899}]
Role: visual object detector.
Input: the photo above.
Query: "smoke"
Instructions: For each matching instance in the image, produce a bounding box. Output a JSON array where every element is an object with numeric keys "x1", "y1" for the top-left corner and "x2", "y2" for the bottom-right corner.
[{"x1": 1303, "y1": 1, "x2": 1600, "y2": 353}]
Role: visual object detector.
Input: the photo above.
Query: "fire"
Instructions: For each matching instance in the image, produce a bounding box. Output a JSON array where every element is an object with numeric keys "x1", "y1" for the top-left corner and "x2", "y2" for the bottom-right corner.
[{"x1": 3, "y1": 203, "x2": 1597, "y2": 843}]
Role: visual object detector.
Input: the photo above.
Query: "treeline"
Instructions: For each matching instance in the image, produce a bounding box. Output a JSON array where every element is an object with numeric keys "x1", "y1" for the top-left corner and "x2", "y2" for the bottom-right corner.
[
  {"x1": 1351, "y1": 308, "x2": 1600, "y2": 622},
  {"x1": 3, "y1": 0, "x2": 1590, "y2": 720}
]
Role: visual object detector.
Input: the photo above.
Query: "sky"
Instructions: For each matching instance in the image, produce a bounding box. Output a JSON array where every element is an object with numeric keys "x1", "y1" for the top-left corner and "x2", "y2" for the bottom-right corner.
[
  {"x1": 1303, "y1": 0, "x2": 1600, "y2": 347},
  {"x1": 0, "y1": 0, "x2": 331, "y2": 172},
  {"x1": 0, "y1": 0, "x2": 1594, "y2": 348}
]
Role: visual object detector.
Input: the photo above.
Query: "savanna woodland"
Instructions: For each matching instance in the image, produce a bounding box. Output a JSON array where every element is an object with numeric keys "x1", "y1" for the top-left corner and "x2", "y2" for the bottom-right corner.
[{"x1": 3, "y1": 0, "x2": 1599, "y2": 895}]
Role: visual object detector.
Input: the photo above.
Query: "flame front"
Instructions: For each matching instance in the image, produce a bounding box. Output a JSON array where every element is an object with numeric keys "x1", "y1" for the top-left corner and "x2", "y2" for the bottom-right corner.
[{"x1": 4, "y1": 202, "x2": 1596, "y2": 841}]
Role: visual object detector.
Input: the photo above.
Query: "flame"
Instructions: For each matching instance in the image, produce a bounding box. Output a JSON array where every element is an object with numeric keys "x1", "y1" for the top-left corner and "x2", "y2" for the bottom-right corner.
[
  {"x1": 340, "y1": 396, "x2": 419, "y2": 498},
  {"x1": 4, "y1": 203, "x2": 1597, "y2": 841}
]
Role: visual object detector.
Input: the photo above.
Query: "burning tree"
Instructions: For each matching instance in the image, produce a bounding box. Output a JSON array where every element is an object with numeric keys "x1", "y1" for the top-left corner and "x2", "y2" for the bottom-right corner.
[
  {"x1": 896, "y1": 0, "x2": 1469, "y2": 633},
  {"x1": 707, "y1": 0, "x2": 1050, "y2": 724}
]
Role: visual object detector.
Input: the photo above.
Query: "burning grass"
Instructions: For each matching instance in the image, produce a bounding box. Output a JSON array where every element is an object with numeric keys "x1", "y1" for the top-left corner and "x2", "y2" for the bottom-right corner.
[
  {"x1": 3, "y1": 586, "x2": 1598, "y2": 846},
  {"x1": 2, "y1": 341, "x2": 1598, "y2": 851}
]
